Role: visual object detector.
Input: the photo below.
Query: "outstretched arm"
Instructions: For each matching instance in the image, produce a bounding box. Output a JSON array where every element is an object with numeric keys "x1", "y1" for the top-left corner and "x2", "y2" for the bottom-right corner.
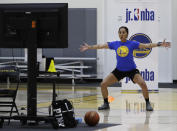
[
  {"x1": 80, "y1": 43, "x2": 109, "y2": 52},
  {"x1": 139, "y1": 39, "x2": 171, "y2": 49}
]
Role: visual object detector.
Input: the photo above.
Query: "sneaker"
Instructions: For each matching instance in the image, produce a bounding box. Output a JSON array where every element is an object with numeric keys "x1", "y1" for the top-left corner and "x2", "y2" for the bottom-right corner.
[
  {"x1": 98, "y1": 102, "x2": 110, "y2": 110},
  {"x1": 146, "y1": 102, "x2": 153, "y2": 111}
]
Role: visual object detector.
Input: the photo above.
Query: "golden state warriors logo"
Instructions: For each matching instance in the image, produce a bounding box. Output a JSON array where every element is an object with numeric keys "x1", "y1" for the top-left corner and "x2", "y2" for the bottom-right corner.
[
  {"x1": 129, "y1": 33, "x2": 152, "y2": 58},
  {"x1": 117, "y1": 46, "x2": 129, "y2": 57}
]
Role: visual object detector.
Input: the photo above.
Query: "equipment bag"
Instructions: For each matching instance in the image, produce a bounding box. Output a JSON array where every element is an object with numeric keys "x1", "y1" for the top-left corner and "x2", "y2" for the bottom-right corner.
[{"x1": 51, "y1": 99, "x2": 77, "y2": 129}]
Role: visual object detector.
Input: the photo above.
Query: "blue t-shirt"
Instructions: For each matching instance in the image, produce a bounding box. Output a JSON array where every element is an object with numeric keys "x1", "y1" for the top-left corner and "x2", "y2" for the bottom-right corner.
[{"x1": 108, "y1": 40, "x2": 140, "y2": 71}]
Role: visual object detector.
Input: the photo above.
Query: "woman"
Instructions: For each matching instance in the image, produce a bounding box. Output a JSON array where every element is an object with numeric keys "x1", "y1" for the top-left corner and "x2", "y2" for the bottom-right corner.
[{"x1": 80, "y1": 26, "x2": 170, "y2": 111}]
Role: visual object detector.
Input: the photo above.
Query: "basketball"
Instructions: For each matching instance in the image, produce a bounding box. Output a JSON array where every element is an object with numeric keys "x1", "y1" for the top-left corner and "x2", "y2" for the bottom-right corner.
[{"x1": 84, "y1": 111, "x2": 100, "y2": 126}]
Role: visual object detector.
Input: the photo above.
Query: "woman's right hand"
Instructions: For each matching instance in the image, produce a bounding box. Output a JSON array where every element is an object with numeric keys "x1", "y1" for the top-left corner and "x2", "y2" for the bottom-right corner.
[{"x1": 80, "y1": 43, "x2": 90, "y2": 52}]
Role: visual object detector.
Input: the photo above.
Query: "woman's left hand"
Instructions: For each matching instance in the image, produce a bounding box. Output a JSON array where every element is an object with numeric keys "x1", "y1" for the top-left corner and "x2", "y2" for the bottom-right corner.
[{"x1": 161, "y1": 39, "x2": 171, "y2": 48}]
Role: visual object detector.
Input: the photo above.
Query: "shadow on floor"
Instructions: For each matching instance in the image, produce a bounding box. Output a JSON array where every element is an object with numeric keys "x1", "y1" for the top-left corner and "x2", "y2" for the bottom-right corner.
[{"x1": 1, "y1": 121, "x2": 120, "y2": 131}]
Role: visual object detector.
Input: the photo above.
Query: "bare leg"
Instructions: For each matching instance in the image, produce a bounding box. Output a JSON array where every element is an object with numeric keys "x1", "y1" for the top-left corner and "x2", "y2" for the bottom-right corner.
[
  {"x1": 133, "y1": 74, "x2": 149, "y2": 99},
  {"x1": 98, "y1": 73, "x2": 118, "y2": 110},
  {"x1": 133, "y1": 74, "x2": 153, "y2": 111},
  {"x1": 100, "y1": 73, "x2": 118, "y2": 99}
]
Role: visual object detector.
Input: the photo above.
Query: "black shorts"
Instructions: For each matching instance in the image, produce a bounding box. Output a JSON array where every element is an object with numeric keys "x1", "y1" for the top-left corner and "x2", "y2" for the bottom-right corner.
[{"x1": 111, "y1": 68, "x2": 140, "y2": 83}]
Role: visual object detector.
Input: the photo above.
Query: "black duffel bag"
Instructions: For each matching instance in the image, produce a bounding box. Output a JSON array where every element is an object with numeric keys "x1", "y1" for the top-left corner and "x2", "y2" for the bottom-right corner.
[{"x1": 51, "y1": 99, "x2": 77, "y2": 129}]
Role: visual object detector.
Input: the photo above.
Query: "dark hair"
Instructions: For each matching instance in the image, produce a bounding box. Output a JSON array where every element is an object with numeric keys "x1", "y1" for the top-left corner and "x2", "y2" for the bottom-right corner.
[{"x1": 118, "y1": 26, "x2": 129, "y2": 34}]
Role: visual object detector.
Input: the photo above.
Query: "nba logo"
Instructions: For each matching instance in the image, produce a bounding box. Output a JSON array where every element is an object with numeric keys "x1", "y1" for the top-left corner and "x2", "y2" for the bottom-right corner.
[{"x1": 134, "y1": 8, "x2": 139, "y2": 21}]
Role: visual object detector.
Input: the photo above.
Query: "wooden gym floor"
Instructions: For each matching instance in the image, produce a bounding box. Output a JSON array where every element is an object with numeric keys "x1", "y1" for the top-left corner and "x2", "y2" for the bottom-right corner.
[{"x1": 0, "y1": 83, "x2": 177, "y2": 131}]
